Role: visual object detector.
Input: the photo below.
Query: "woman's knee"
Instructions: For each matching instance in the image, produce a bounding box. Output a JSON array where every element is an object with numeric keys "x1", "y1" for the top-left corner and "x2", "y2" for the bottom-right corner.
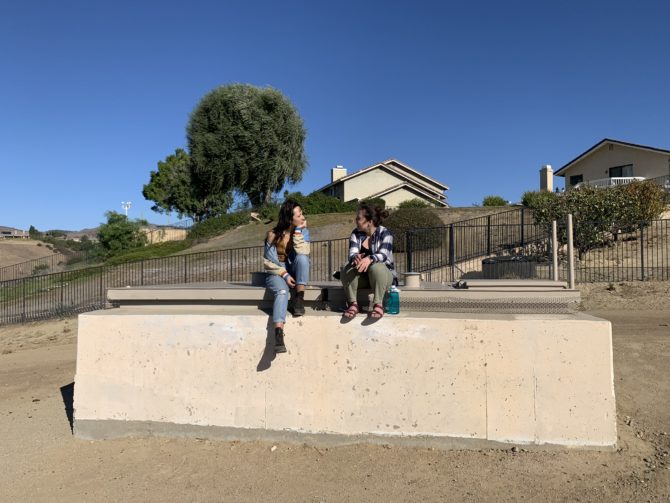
[{"x1": 294, "y1": 253, "x2": 310, "y2": 267}]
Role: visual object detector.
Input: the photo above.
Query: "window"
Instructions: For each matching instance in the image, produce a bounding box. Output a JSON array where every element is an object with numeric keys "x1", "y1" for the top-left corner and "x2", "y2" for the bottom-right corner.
[
  {"x1": 609, "y1": 164, "x2": 633, "y2": 178},
  {"x1": 569, "y1": 175, "x2": 583, "y2": 186}
]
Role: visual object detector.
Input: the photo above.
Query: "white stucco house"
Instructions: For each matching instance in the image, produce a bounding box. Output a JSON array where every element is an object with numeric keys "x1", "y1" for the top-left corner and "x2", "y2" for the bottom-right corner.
[
  {"x1": 552, "y1": 139, "x2": 670, "y2": 190},
  {"x1": 315, "y1": 159, "x2": 449, "y2": 207}
]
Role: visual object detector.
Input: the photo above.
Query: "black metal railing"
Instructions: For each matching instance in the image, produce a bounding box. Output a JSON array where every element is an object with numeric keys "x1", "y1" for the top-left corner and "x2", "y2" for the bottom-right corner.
[{"x1": 2, "y1": 214, "x2": 669, "y2": 326}]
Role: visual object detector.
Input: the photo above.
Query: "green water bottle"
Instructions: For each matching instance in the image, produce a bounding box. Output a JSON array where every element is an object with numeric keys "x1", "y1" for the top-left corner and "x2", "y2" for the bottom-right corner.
[{"x1": 386, "y1": 285, "x2": 400, "y2": 314}]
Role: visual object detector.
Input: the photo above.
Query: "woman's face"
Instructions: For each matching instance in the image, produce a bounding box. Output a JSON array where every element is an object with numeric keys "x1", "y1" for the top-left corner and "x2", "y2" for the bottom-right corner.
[
  {"x1": 291, "y1": 206, "x2": 306, "y2": 228},
  {"x1": 355, "y1": 210, "x2": 370, "y2": 232}
]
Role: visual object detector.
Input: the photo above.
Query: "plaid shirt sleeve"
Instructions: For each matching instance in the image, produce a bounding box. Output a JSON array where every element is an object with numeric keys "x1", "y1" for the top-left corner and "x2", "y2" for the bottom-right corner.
[
  {"x1": 370, "y1": 227, "x2": 393, "y2": 265},
  {"x1": 348, "y1": 231, "x2": 360, "y2": 263}
]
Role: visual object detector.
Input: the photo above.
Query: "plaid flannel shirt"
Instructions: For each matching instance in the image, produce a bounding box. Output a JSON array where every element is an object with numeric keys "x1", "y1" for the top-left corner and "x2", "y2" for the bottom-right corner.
[{"x1": 348, "y1": 225, "x2": 396, "y2": 277}]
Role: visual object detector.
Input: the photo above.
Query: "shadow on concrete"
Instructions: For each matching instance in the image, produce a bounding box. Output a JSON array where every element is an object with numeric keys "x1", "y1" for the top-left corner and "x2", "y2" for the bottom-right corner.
[
  {"x1": 360, "y1": 315, "x2": 381, "y2": 326},
  {"x1": 60, "y1": 382, "x2": 75, "y2": 434},
  {"x1": 256, "y1": 320, "x2": 277, "y2": 372}
]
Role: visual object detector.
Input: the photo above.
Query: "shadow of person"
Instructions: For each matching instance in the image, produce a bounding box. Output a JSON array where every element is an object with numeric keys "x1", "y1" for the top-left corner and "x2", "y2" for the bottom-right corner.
[
  {"x1": 60, "y1": 382, "x2": 75, "y2": 433},
  {"x1": 361, "y1": 315, "x2": 382, "y2": 326},
  {"x1": 256, "y1": 318, "x2": 277, "y2": 372}
]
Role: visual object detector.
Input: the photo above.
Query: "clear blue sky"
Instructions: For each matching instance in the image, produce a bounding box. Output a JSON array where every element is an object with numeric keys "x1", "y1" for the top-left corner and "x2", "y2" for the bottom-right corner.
[{"x1": 2, "y1": 0, "x2": 669, "y2": 231}]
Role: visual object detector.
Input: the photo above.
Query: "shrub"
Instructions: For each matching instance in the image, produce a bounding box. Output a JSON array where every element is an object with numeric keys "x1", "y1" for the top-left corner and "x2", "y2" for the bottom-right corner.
[
  {"x1": 524, "y1": 181, "x2": 667, "y2": 258},
  {"x1": 188, "y1": 211, "x2": 251, "y2": 240},
  {"x1": 383, "y1": 208, "x2": 444, "y2": 252},
  {"x1": 482, "y1": 195, "x2": 507, "y2": 207},
  {"x1": 359, "y1": 197, "x2": 386, "y2": 210},
  {"x1": 31, "y1": 264, "x2": 49, "y2": 275},
  {"x1": 97, "y1": 212, "x2": 148, "y2": 255},
  {"x1": 398, "y1": 198, "x2": 431, "y2": 209},
  {"x1": 284, "y1": 191, "x2": 358, "y2": 215}
]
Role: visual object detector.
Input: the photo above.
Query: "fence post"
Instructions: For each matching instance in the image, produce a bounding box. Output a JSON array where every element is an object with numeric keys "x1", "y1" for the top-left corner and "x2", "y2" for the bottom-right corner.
[
  {"x1": 406, "y1": 232, "x2": 413, "y2": 272},
  {"x1": 327, "y1": 240, "x2": 333, "y2": 279},
  {"x1": 640, "y1": 223, "x2": 645, "y2": 281},
  {"x1": 567, "y1": 214, "x2": 575, "y2": 289},
  {"x1": 551, "y1": 220, "x2": 559, "y2": 281},
  {"x1": 141, "y1": 259, "x2": 144, "y2": 286},
  {"x1": 520, "y1": 208, "x2": 525, "y2": 247},
  {"x1": 448, "y1": 224, "x2": 455, "y2": 281},
  {"x1": 183, "y1": 255, "x2": 187, "y2": 284},
  {"x1": 486, "y1": 215, "x2": 492, "y2": 256},
  {"x1": 99, "y1": 267, "x2": 103, "y2": 307},
  {"x1": 22, "y1": 278, "x2": 26, "y2": 323}
]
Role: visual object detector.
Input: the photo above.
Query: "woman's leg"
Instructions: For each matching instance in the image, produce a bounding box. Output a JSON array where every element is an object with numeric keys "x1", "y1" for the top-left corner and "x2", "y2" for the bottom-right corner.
[
  {"x1": 367, "y1": 263, "x2": 393, "y2": 306},
  {"x1": 341, "y1": 263, "x2": 368, "y2": 304},
  {"x1": 265, "y1": 273, "x2": 289, "y2": 328},
  {"x1": 288, "y1": 254, "x2": 309, "y2": 315}
]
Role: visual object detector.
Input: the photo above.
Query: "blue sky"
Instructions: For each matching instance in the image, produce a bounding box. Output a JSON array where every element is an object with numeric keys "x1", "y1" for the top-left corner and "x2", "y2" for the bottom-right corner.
[{"x1": 2, "y1": 0, "x2": 669, "y2": 231}]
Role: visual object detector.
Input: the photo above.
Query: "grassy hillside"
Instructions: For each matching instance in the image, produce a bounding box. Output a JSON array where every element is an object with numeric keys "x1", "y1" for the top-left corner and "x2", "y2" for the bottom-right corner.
[
  {"x1": 0, "y1": 240, "x2": 60, "y2": 268},
  {"x1": 182, "y1": 206, "x2": 516, "y2": 253}
]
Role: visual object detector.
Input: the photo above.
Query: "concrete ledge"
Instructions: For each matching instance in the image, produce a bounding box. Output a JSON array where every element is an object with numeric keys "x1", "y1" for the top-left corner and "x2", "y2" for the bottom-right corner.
[
  {"x1": 107, "y1": 281, "x2": 580, "y2": 314},
  {"x1": 74, "y1": 309, "x2": 616, "y2": 450}
]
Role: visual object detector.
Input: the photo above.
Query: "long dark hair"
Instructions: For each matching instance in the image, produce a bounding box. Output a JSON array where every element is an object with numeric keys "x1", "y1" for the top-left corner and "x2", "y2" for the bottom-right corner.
[
  {"x1": 271, "y1": 199, "x2": 301, "y2": 245},
  {"x1": 358, "y1": 202, "x2": 389, "y2": 227}
]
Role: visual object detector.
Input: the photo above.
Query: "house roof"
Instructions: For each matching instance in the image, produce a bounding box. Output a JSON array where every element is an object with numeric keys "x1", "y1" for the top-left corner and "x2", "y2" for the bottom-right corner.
[
  {"x1": 315, "y1": 159, "x2": 449, "y2": 194},
  {"x1": 555, "y1": 138, "x2": 670, "y2": 176},
  {"x1": 366, "y1": 182, "x2": 449, "y2": 207}
]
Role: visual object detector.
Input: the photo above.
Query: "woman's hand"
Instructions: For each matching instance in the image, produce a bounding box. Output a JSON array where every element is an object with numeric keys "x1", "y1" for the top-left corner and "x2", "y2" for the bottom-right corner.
[
  {"x1": 352, "y1": 253, "x2": 364, "y2": 266},
  {"x1": 356, "y1": 256, "x2": 373, "y2": 273},
  {"x1": 285, "y1": 275, "x2": 296, "y2": 288}
]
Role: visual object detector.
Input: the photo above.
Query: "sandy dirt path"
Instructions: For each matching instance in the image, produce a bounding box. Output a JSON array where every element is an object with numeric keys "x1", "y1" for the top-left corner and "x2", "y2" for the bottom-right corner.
[{"x1": 1, "y1": 307, "x2": 669, "y2": 502}]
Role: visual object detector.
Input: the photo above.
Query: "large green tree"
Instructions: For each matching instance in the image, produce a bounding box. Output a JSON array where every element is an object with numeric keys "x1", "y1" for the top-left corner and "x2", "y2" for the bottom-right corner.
[
  {"x1": 187, "y1": 84, "x2": 307, "y2": 207},
  {"x1": 142, "y1": 149, "x2": 232, "y2": 222},
  {"x1": 97, "y1": 212, "x2": 148, "y2": 255}
]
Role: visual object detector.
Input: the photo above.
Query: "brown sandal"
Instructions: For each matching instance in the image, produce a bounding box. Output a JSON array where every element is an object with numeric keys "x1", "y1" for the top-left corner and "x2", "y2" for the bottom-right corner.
[
  {"x1": 343, "y1": 302, "x2": 359, "y2": 319},
  {"x1": 370, "y1": 303, "x2": 384, "y2": 319}
]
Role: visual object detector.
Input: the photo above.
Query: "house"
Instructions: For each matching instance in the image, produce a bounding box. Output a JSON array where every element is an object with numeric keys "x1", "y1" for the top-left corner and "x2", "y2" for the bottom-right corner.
[
  {"x1": 552, "y1": 139, "x2": 670, "y2": 190},
  {"x1": 0, "y1": 226, "x2": 28, "y2": 239},
  {"x1": 315, "y1": 159, "x2": 449, "y2": 207}
]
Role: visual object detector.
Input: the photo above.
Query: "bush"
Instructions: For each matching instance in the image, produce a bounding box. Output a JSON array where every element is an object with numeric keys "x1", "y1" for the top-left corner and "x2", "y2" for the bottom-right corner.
[
  {"x1": 398, "y1": 198, "x2": 431, "y2": 209},
  {"x1": 482, "y1": 195, "x2": 507, "y2": 207},
  {"x1": 359, "y1": 197, "x2": 386, "y2": 210},
  {"x1": 524, "y1": 181, "x2": 667, "y2": 258},
  {"x1": 383, "y1": 208, "x2": 444, "y2": 252},
  {"x1": 32, "y1": 264, "x2": 49, "y2": 275},
  {"x1": 188, "y1": 211, "x2": 251, "y2": 240},
  {"x1": 283, "y1": 192, "x2": 358, "y2": 215},
  {"x1": 97, "y1": 212, "x2": 148, "y2": 255}
]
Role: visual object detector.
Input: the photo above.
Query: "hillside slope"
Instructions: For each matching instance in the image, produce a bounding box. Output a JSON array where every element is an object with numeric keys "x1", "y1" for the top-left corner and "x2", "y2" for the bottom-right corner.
[{"x1": 0, "y1": 240, "x2": 59, "y2": 268}]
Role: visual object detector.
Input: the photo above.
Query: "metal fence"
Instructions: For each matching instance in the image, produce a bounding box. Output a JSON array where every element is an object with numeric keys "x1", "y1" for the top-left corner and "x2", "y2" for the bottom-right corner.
[
  {"x1": 0, "y1": 250, "x2": 89, "y2": 282},
  {"x1": 2, "y1": 216, "x2": 670, "y2": 326},
  {"x1": 407, "y1": 218, "x2": 670, "y2": 284}
]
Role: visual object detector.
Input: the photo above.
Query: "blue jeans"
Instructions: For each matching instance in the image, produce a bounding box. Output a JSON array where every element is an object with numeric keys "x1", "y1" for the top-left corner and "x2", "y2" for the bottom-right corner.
[{"x1": 265, "y1": 254, "x2": 310, "y2": 323}]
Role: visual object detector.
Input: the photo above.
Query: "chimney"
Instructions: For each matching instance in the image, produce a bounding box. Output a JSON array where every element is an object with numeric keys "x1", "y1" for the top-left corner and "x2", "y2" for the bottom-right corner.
[
  {"x1": 331, "y1": 165, "x2": 347, "y2": 183},
  {"x1": 540, "y1": 164, "x2": 553, "y2": 192}
]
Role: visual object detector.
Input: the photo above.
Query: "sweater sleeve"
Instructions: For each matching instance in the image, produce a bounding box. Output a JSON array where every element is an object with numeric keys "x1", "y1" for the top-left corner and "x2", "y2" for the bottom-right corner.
[
  {"x1": 292, "y1": 227, "x2": 310, "y2": 255},
  {"x1": 263, "y1": 239, "x2": 288, "y2": 277}
]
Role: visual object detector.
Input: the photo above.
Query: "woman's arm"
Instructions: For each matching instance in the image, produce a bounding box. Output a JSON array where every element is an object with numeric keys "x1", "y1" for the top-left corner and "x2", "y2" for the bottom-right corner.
[
  {"x1": 348, "y1": 230, "x2": 361, "y2": 263},
  {"x1": 370, "y1": 228, "x2": 393, "y2": 264},
  {"x1": 292, "y1": 226, "x2": 310, "y2": 255},
  {"x1": 263, "y1": 232, "x2": 289, "y2": 278}
]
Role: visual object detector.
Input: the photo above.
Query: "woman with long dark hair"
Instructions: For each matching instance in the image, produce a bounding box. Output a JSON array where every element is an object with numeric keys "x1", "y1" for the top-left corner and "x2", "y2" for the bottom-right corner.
[
  {"x1": 264, "y1": 199, "x2": 310, "y2": 353},
  {"x1": 340, "y1": 203, "x2": 395, "y2": 319}
]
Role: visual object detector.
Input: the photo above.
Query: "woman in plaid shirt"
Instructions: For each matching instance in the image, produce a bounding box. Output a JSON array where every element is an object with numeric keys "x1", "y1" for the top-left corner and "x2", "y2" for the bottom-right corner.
[{"x1": 341, "y1": 203, "x2": 396, "y2": 319}]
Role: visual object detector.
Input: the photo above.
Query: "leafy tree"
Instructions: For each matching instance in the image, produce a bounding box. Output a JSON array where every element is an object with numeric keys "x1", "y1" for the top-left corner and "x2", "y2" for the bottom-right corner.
[
  {"x1": 143, "y1": 149, "x2": 232, "y2": 222},
  {"x1": 28, "y1": 225, "x2": 42, "y2": 239},
  {"x1": 187, "y1": 84, "x2": 307, "y2": 207},
  {"x1": 482, "y1": 195, "x2": 507, "y2": 207},
  {"x1": 97, "y1": 212, "x2": 148, "y2": 255}
]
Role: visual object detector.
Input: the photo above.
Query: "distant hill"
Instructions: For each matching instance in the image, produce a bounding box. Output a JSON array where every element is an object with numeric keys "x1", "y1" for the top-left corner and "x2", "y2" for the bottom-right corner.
[{"x1": 0, "y1": 240, "x2": 59, "y2": 269}]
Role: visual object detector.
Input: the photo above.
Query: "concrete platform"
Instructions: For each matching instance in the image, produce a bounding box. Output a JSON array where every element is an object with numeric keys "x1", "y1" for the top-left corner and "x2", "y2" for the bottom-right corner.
[
  {"x1": 74, "y1": 302, "x2": 616, "y2": 450},
  {"x1": 107, "y1": 280, "x2": 580, "y2": 314}
]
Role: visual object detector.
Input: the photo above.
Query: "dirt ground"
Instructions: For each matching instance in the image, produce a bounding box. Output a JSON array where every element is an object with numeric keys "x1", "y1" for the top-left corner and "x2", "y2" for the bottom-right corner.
[{"x1": 1, "y1": 283, "x2": 669, "y2": 502}]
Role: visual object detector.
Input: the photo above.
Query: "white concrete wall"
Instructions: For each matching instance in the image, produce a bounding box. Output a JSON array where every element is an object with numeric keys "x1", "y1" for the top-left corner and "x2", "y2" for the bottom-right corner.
[
  {"x1": 74, "y1": 308, "x2": 616, "y2": 449},
  {"x1": 562, "y1": 144, "x2": 670, "y2": 187}
]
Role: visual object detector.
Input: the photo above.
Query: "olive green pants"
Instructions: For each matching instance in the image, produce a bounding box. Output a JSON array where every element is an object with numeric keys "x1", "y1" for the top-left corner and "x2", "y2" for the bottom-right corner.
[{"x1": 341, "y1": 262, "x2": 393, "y2": 306}]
